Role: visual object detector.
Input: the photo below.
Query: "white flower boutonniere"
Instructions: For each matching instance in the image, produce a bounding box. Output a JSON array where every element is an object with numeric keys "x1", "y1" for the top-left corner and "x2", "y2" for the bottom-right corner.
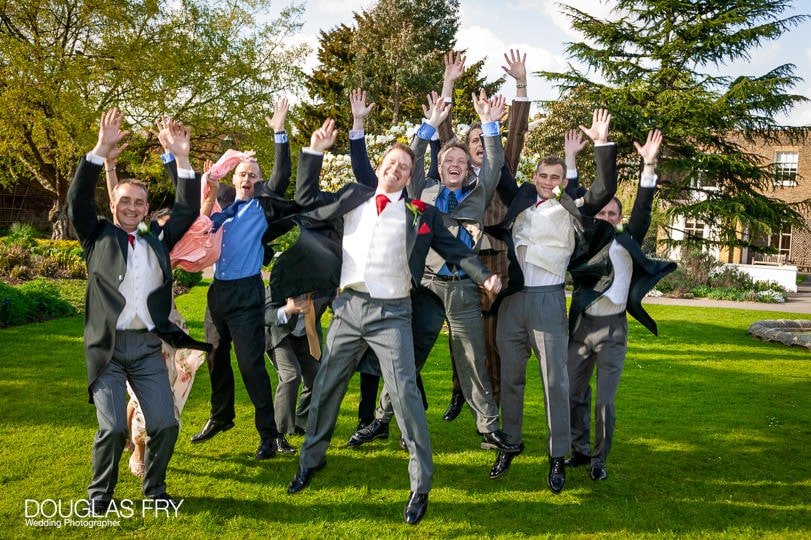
[
  {"x1": 615, "y1": 223, "x2": 625, "y2": 233},
  {"x1": 137, "y1": 222, "x2": 151, "y2": 237},
  {"x1": 552, "y1": 185, "x2": 563, "y2": 201}
]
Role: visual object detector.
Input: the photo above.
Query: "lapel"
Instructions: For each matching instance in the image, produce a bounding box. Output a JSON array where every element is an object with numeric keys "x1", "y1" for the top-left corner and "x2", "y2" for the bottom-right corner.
[
  {"x1": 404, "y1": 197, "x2": 420, "y2": 256},
  {"x1": 141, "y1": 231, "x2": 171, "y2": 282}
]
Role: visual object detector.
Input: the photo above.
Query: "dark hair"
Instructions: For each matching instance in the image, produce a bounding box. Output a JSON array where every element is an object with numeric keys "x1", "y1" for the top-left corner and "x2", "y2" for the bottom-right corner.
[
  {"x1": 536, "y1": 155, "x2": 567, "y2": 177},
  {"x1": 465, "y1": 123, "x2": 483, "y2": 145},
  {"x1": 610, "y1": 196, "x2": 623, "y2": 216}
]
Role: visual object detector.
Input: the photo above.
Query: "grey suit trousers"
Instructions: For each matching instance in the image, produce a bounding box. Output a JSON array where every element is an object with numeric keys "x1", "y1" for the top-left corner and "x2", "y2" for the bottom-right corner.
[
  {"x1": 268, "y1": 334, "x2": 319, "y2": 434},
  {"x1": 299, "y1": 289, "x2": 433, "y2": 493},
  {"x1": 377, "y1": 277, "x2": 499, "y2": 432},
  {"x1": 497, "y1": 285, "x2": 571, "y2": 458},
  {"x1": 567, "y1": 312, "x2": 628, "y2": 467},
  {"x1": 88, "y1": 330, "x2": 178, "y2": 501}
]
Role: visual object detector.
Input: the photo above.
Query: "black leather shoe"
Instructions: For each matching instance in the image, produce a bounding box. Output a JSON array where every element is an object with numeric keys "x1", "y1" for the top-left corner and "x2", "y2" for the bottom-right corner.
[
  {"x1": 443, "y1": 392, "x2": 464, "y2": 422},
  {"x1": 480, "y1": 430, "x2": 522, "y2": 454},
  {"x1": 565, "y1": 451, "x2": 591, "y2": 468},
  {"x1": 590, "y1": 464, "x2": 607, "y2": 481},
  {"x1": 287, "y1": 461, "x2": 326, "y2": 494},
  {"x1": 90, "y1": 498, "x2": 111, "y2": 517},
  {"x1": 256, "y1": 438, "x2": 277, "y2": 460},
  {"x1": 276, "y1": 435, "x2": 296, "y2": 454},
  {"x1": 548, "y1": 457, "x2": 566, "y2": 494},
  {"x1": 489, "y1": 442, "x2": 524, "y2": 479},
  {"x1": 190, "y1": 419, "x2": 234, "y2": 443},
  {"x1": 293, "y1": 425, "x2": 306, "y2": 436},
  {"x1": 347, "y1": 419, "x2": 389, "y2": 447},
  {"x1": 150, "y1": 493, "x2": 177, "y2": 505},
  {"x1": 403, "y1": 491, "x2": 429, "y2": 525}
]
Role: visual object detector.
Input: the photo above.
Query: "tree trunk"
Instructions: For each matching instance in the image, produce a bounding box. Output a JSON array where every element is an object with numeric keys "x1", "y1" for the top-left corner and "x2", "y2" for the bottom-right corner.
[{"x1": 50, "y1": 199, "x2": 71, "y2": 240}]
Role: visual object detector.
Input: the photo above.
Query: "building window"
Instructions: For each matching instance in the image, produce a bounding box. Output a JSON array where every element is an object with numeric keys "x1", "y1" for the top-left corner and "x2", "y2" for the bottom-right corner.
[
  {"x1": 774, "y1": 151, "x2": 798, "y2": 187},
  {"x1": 770, "y1": 225, "x2": 792, "y2": 258},
  {"x1": 683, "y1": 219, "x2": 705, "y2": 240}
]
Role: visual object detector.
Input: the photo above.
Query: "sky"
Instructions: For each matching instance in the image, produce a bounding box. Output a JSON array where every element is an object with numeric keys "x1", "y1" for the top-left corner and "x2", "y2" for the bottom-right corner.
[{"x1": 274, "y1": 0, "x2": 811, "y2": 126}]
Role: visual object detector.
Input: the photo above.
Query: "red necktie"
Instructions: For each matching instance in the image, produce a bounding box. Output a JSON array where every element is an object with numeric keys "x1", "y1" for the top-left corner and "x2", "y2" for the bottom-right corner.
[
  {"x1": 376, "y1": 193, "x2": 390, "y2": 215},
  {"x1": 127, "y1": 234, "x2": 135, "y2": 248},
  {"x1": 535, "y1": 198, "x2": 547, "y2": 207}
]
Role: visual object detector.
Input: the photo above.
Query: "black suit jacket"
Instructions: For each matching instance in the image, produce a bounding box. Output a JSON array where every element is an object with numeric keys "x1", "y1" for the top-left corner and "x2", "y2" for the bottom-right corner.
[
  {"x1": 567, "y1": 183, "x2": 677, "y2": 336},
  {"x1": 486, "y1": 144, "x2": 618, "y2": 306},
  {"x1": 67, "y1": 157, "x2": 210, "y2": 402},
  {"x1": 269, "y1": 151, "x2": 492, "y2": 301}
]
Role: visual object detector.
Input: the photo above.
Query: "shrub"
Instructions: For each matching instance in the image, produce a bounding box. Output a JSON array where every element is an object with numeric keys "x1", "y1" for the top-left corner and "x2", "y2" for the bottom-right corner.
[
  {"x1": 2, "y1": 222, "x2": 38, "y2": 248},
  {"x1": 16, "y1": 278, "x2": 76, "y2": 322},
  {"x1": 708, "y1": 266, "x2": 754, "y2": 289},
  {"x1": 173, "y1": 268, "x2": 203, "y2": 289},
  {"x1": 0, "y1": 281, "x2": 27, "y2": 327}
]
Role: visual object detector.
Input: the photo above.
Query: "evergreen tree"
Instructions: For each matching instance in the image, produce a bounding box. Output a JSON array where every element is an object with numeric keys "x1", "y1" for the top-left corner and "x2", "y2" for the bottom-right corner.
[{"x1": 531, "y1": 0, "x2": 809, "y2": 252}]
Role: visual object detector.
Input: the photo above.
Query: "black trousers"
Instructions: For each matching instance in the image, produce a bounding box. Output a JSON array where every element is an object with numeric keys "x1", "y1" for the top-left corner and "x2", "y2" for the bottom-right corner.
[{"x1": 205, "y1": 274, "x2": 278, "y2": 439}]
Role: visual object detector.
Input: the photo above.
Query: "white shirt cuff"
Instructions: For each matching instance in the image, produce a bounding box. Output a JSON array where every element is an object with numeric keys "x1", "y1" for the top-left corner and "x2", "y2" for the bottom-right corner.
[
  {"x1": 349, "y1": 130, "x2": 364, "y2": 140},
  {"x1": 86, "y1": 152, "x2": 105, "y2": 166},
  {"x1": 276, "y1": 307, "x2": 289, "y2": 325},
  {"x1": 594, "y1": 142, "x2": 615, "y2": 147},
  {"x1": 177, "y1": 167, "x2": 195, "y2": 179},
  {"x1": 513, "y1": 97, "x2": 530, "y2": 102},
  {"x1": 566, "y1": 169, "x2": 578, "y2": 179},
  {"x1": 302, "y1": 147, "x2": 324, "y2": 156},
  {"x1": 640, "y1": 173, "x2": 658, "y2": 188}
]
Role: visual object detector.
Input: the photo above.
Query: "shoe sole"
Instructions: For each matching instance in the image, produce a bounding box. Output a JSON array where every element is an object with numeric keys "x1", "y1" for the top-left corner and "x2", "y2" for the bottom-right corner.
[
  {"x1": 480, "y1": 441, "x2": 522, "y2": 454},
  {"x1": 347, "y1": 433, "x2": 389, "y2": 447}
]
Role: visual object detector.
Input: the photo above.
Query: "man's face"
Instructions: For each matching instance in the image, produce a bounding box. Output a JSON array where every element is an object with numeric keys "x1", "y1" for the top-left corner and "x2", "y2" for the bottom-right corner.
[
  {"x1": 439, "y1": 147, "x2": 469, "y2": 190},
  {"x1": 467, "y1": 127, "x2": 484, "y2": 168},
  {"x1": 596, "y1": 199, "x2": 622, "y2": 226},
  {"x1": 110, "y1": 183, "x2": 149, "y2": 233},
  {"x1": 233, "y1": 161, "x2": 262, "y2": 200},
  {"x1": 533, "y1": 163, "x2": 566, "y2": 200},
  {"x1": 376, "y1": 148, "x2": 413, "y2": 194}
]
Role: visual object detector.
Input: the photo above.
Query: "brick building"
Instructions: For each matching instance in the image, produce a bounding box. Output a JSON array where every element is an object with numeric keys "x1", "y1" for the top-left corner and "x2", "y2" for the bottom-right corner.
[{"x1": 667, "y1": 128, "x2": 811, "y2": 271}]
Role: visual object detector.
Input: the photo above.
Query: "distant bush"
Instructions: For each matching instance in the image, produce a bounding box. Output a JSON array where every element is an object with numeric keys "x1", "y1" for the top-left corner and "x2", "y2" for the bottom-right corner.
[
  {"x1": 0, "y1": 229, "x2": 87, "y2": 283},
  {"x1": 0, "y1": 278, "x2": 76, "y2": 327}
]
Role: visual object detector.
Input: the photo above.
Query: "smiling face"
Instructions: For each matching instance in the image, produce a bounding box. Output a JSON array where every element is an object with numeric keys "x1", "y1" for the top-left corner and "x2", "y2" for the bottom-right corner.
[
  {"x1": 376, "y1": 146, "x2": 414, "y2": 194},
  {"x1": 233, "y1": 161, "x2": 262, "y2": 200},
  {"x1": 466, "y1": 126, "x2": 484, "y2": 168},
  {"x1": 532, "y1": 162, "x2": 566, "y2": 200},
  {"x1": 439, "y1": 145, "x2": 470, "y2": 190},
  {"x1": 110, "y1": 182, "x2": 149, "y2": 233}
]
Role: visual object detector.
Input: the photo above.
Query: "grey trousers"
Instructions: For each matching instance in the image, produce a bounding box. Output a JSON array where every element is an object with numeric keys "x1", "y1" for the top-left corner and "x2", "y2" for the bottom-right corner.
[
  {"x1": 567, "y1": 312, "x2": 628, "y2": 467},
  {"x1": 268, "y1": 334, "x2": 319, "y2": 434},
  {"x1": 377, "y1": 278, "x2": 498, "y2": 432},
  {"x1": 88, "y1": 330, "x2": 178, "y2": 501},
  {"x1": 497, "y1": 285, "x2": 571, "y2": 458},
  {"x1": 299, "y1": 289, "x2": 433, "y2": 493}
]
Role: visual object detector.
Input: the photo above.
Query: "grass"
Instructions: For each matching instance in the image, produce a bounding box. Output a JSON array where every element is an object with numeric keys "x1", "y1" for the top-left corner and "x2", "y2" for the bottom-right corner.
[{"x1": 0, "y1": 283, "x2": 809, "y2": 538}]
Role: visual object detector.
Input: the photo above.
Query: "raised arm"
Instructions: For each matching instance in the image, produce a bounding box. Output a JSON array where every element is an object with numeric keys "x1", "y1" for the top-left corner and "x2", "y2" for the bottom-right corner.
[
  {"x1": 502, "y1": 49, "x2": 530, "y2": 173},
  {"x1": 409, "y1": 92, "x2": 450, "y2": 199},
  {"x1": 578, "y1": 109, "x2": 617, "y2": 216},
  {"x1": 68, "y1": 108, "x2": 129, "y2": 246},
  {"x1": 264, "y1": 98, "x2": 292, "y2": 195},
  {"x1": 563, "y1": 129, "x2": 587, "y2": 199},
  {"x1": 348, "y1": 88, "x2": 378, "y2": 188},
  {"x1": 295, "y1": 119, "x2": 339, "y2": 209},
  {"x1": 161, "y1": 119, "x2": 199, "y2": 249},
  {"x1": 437, "y1": 51, "x2": 465, "y2": 144},
  {"x1": 103, "y1": 140, "x2": 128, "y2": 204},
  {"x1": 473, "y1": 90, "x2": 506, "y2": 203},
  {"x1": 627, "y1": 129, "x2": 663, "y2": 242}
]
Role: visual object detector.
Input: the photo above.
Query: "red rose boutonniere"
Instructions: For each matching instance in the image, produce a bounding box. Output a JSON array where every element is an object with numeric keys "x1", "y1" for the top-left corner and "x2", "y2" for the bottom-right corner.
[{"x1": 405, "y1": 199, "x2": 428, "y2": 226}]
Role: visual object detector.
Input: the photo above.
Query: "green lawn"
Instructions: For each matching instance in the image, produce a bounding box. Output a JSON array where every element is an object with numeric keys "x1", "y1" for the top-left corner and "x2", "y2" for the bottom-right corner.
[{"x1": 0, "y1": 284, "x2": 809, "y2": 538}]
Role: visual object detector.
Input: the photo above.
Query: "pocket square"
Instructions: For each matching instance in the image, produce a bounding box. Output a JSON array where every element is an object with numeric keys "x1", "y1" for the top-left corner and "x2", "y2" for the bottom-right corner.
[{"x1": 417, "y1": 222, "x2": 431, "y2": 235}]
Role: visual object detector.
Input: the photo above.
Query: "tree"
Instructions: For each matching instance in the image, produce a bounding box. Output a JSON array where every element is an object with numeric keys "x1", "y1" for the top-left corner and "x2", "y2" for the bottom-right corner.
[
  {"x1": 0, "y1": 0, "x2": 308, "y2": 238},
  {"x1": 294, "y1": 0, "x2": 502, "y2": 152},
  {"x1": 532, "y1": 0, "x2": 809, "y2": 253}
]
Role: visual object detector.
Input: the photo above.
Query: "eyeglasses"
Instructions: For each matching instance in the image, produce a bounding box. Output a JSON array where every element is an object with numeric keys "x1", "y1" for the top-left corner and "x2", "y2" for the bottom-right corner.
[{"x1": 235, "y1": 171, "x2": 259, "y2": 179}]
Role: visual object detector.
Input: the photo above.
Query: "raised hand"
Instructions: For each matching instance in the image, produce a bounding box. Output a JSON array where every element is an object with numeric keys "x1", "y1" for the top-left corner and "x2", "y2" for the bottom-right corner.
[
  {"x1": 501, "y1": 49, "x2": 527, "y2": 82},
  {"x1": 163, "y1": 118, "x2": 191, "y2": 160},
  {"x1": 633, "y1": 129, "x2": 663, "y2": 164},
  {"x1": 310, "y1": 118, "x2": 338, "y2": 153},
  {"x1": 424, "y1": 92, "x2": 450, "y2": 128},
  {"x1": 104, "y1": 141, "x2": 129, "y2": 170},
  {"x1": 564, "y1": 129, "x2": 587, "y2": 157},
  {"x1": 579, "y1": 108, "x2": 611, "y2": 145},
  {"x1": 443, "y1": 51, "x2": 466, "y2": 84},
  {"x1": 350, "y1": 88, "x2": 376, "y2": 130},
  {"x1": 93, "y1": 108, "x2": 129, "y2": 158},
  {"x1": 264, "y1": 98, "x2": 290, "y2": 133},
  {"x1": 421, "y1": 90, "x2": 441, "y2": 120},
  {"x1": 489, "y1": 94, "x2": 507, "y2": 123},
  {"x1": 472, "y1": 89, "x2": 492, "y2": 123}
]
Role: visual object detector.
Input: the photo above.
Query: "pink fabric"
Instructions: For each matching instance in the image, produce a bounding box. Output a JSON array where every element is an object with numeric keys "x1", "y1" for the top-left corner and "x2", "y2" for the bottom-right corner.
[
  {"x1": 169, "y1": 174, "x2": 223, "y2": 271},
  {"x1": 207, "y1": 149, "x2": 256, "y2": 181}
]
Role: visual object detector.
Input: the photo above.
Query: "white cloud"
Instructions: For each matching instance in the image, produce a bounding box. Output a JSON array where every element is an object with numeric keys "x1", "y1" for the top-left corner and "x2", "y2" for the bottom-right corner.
[{"x1": 310, "y1": 0, "x2": 372, "y2": 16}]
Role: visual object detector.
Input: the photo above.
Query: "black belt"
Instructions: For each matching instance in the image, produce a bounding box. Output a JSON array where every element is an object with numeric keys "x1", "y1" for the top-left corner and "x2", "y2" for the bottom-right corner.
[
  {"x1": 117, "y1": 328, "x2": 149, "y2": 334},
  {"x1": 430, "y1": 274, "x2": 470, "y2": 282}
]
